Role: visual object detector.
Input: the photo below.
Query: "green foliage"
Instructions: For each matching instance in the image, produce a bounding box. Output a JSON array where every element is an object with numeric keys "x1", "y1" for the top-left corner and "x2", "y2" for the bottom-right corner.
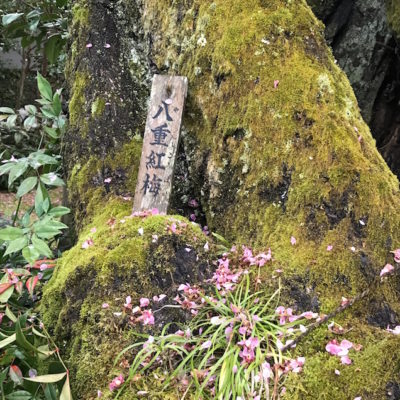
[
  {"x1": 0, "y1": 75, "x2": 69, "y2": 265},
  {"x1": 1, "y1": 1, "x2": 68, "y2": 67},
  {"x1": 0, "y1": 72, "x2": 69, "y2": 399},
  {"x1": 0, "y1": 308, "x2": 71, "y2": 399}
]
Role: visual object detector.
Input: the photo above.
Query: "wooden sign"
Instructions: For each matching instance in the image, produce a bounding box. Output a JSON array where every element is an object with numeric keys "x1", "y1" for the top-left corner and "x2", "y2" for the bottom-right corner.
[{"x1": 133, "y1": 75, "x2": 188, "y2": 213}]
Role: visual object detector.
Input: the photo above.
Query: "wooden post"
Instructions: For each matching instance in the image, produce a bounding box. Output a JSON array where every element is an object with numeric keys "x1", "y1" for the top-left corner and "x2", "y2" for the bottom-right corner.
[{"x1": 133, "y1": 75, "x2": 188, "y2": 213}]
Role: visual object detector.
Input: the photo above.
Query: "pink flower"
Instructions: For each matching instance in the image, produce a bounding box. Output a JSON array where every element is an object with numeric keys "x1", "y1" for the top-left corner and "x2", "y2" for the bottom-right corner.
[
  {"x1": 274, "y1": 80, "x2": 280, "y2": 89},
  {"x1": 262, "y1": 362, "x2": 273, "y2": 380},
  {"x1": 153, "y1": 294, "x2": 166, "y2": 302},
  {"x1": 325, "y1": 340, "x2": 343, "y2": 356},
  {"x1": 387, "y1": 325, "x2": 400, "y2": 335},
  {"x1": 170, "y1": 223, "x2": 177, "y2": 233},
  {"x1": 124, "y1": 296, "x2": 132, "y2": 308},
  {"x1": 140, "y1": 298, "x2": 150, "y2": 307},
  {"x1": 102, "y1": 303, "x2": 110, "y2": 309},
  {"x1": 104, "y1": 43, "x2": 111, "y2": 48},
  {"x1": 334, "y1": 369, "x2": 340, "y2": 375},
  {"x1": 141, "y1": 310, "x2": 154, "y2": 325},
  {"x1": 188, "y1": 199, "x2": 199, "y2": 208},
  {"x1": 340, "y1": 355, "x2": 352, "y2": 365},
  {"x1": 86, "y1": 43, "x2": 93, "y2": 48},
  {"x1": 380, "y1": 263, "x2": 394, "y2": 277},
  {"x1": 90, "y1": 227, "x2": 97, "y2": 233},
  {"x1": 290, "y1": 236, "x2": 297, "y2": 245},
  {"x1": 301, "y1": 311, "x2": 318, "y2": 320},
  {"x1": 201, "y1": 340, "x2": 212, "y2": 349},
  {"x1": 109, "y1": 374, "x2": 124, "y2": 391},
  {"x1": 232, "y1": 365, "x2": 238, "y2": 373},
  {"x1": 190, "y1": 214, "x2": 196, "y2": 221},
  {"x1": 104, "y1": 177, "x2": 112, "y2": 183},
  {"x1": 82, "y1": 238, "x2": 94, "y2": 249},
  {"x1": 327, "y1": 245, "x2": 333, "y2": 251},
  {"x1": 391, "y1": 249, "x2": 400, "y2": 263}
]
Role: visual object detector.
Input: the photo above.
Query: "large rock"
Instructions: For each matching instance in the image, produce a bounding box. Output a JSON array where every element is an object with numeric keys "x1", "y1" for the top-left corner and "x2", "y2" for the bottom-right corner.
[
  {"x1": 41, "y1": 199, "x2": 212, "y2": 398},
  {"x1": 51, "y1": 0, "x2": 400, "y2": 398}
]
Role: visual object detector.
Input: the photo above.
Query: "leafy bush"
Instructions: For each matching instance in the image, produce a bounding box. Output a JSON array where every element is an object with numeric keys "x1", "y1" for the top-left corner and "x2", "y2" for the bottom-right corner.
[{"x1": 0, "y1": 74, "x2": 70, "y2": 399}]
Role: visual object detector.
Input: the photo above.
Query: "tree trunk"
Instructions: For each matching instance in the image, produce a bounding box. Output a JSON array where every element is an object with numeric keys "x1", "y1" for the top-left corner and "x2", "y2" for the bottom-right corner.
[{"x1": 44, "y1": 0, "x2": 400, "y2": 398}]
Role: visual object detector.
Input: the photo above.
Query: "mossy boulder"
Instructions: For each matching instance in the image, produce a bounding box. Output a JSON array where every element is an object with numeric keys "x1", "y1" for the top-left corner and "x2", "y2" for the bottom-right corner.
[
  {"x1": 56, "y1": 0, "x2": 400, "y2": 397},
  {"x1": 41, "y1": 198, "x2": 212, "y2": 398}
]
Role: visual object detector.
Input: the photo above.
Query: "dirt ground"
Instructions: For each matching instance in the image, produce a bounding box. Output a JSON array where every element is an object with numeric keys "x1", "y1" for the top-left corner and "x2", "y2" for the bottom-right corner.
[{"x1": 0, "y1": 187, "x2": 63, "y2": 220}]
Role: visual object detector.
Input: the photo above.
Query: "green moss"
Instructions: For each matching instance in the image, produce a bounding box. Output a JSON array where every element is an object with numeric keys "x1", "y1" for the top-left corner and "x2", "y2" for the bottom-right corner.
[
  {"x1": 67, "y1": 139, "x2": 143, "y2": 232},
  {"x1": 69, "y1": 71, "x2": 89, "y2": 131},
  {"x1": 91, "y1": 97, "x2": 106, "y2": 118},
  {"x1": 285, "y1": 322, "x2": 400, "y2": 399},
  {"x1": 71, "y1": 2, "x2": 89, "y2": 28},
  {"x1": 141, "y1": 0, "x2": 400, "y2": 314},
  {"x1": 41, "y1": 199, "x2": 211, "y2": 398},
  {"x1": 387, "y1": 0, "x2": 400, "y2": 36}
]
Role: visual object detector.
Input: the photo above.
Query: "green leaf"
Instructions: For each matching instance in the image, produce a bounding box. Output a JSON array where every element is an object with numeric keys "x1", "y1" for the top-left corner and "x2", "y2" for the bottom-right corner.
[
  {"x1": 8, "y1": 161, "x2": 29, "y2": 187},
  {"x1": 31, "y1": 235, "x2": 53, "y2": 258},
  {"x1": 17, "y1": 177, "x2": 37, "y2": 198},
  {"x1": 22, "y1": 245, "x2": 41, "y2": 264},
  {"x1": 4, "y1": 236, "x2": 28, "y2": 256},
  {"x1": 44, "y1": 384, "x2": 58, "y2": 400},
  {"x1": 45, "y1": 35, "x2": 63, "y2": 65},
  {"x1": 52, "y1": 92, "x2": 62, "y2": 116},
  {"x1": 0, "y1": 227, "x2": 24, "y2": 241},
  {"x1": 0, "y1": 107, "x2": 15, "y2": 114},
  {"x1": 6, "y1": 114, "x2": 17, "y2": 127},
  {"x1": 0, "y1": 286, "x2": 14, "y2": 303},
  {"x1": 5, "y1": 306, "x2": 17, "y2": 323},
  {"x1": 24, "y1": 105, "x2": 37, "y2": 115},
  {"x1": 15, "y1": 317, "x2": 37, "y2": 353},
  {"x1": 48, "y1": 206, "x2": 70, "y2": 217},
  {"x1": 60, "y1": 375, "x2": 72, "y2": 400},
  {"x1": 0, "y1": 334, "x2": 16, "y2": 349},
  {"x1": 29, "y1": 151, "x2": 59, "y2": 167},
  {"x1": 25, "y1": 372, "x2": 66, "y2": 383},
  {"x1": 34, "y1": 182, "x2": 49, "y2": 217},
  {"x1": 41, "y1": 107, "x2": 56, "y2": 119},
  {"x1": 5, "y1": 391, "x2": 32, "y2": 400},
  {"x1": 40, "y1": 173, "x2": 64, "y2": 187},
  {"x1": 0, "y1": 163, "x2": 15, "y2": 176},
  {"x1": 2, "y1": 13, "x2": 23, "y2": 26},
  {"x1": 44, "y1": 127, "x2": 60, "y2": 139},
  {"x1": 23, "y1": 116, "x2": 36, "y2": 130},
  {"x1": 37, "y1": 73, "x2": 52, "y2": 101}
]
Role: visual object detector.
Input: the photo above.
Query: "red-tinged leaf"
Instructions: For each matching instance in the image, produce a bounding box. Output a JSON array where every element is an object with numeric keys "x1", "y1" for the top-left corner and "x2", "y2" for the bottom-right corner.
[
  {"x1": 0, "y1": 283, "x2": 13, "y2": 295},
  {"x1": 9, "y1": 364, "x2": 23, "y2": 385},
  {"x1": 31, "y1": 259, "x2": 56, "y2": 270},
  {"x1": 15, "y1": 281, "x2": 23, "y2": 295},
  {"x1": 26, "y1": 276, "x2": 39, "y2": 296}
]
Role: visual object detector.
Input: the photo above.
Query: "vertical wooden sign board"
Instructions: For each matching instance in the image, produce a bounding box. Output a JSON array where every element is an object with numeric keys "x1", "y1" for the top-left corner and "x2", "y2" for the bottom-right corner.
[{"x1": 133, "y1": 75, "x2": 188, "y2": 213}]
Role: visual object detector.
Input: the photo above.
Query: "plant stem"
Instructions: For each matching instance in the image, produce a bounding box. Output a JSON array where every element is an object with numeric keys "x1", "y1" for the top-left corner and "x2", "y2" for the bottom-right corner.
[{"x1": 12, "y1": 198, "x2": 22, "y2": 227}]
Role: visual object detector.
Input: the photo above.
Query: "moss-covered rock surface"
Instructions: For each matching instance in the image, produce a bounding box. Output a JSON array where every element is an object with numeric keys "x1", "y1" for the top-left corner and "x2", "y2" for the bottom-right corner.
[
  {"x1": 52, "y1": 0, "x2": 400, "y2": 398},
  {"x1": 41, "y1": 199, "x2": 212, "y2": 398}
]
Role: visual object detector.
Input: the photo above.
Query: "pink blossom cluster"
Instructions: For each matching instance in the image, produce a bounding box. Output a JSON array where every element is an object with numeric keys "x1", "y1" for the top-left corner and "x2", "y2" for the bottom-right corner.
[
  {"x1": 242, "y1": 246, "x2": 272, "y2": 267},
  {"x1": 108, "y1": 374, "x2": 124, "y2": 391},
  {"x1": 380, "y1": 248, "x2": 400, "y2": 277},
  {"x1": 174, "y1": 283, "x2": 203, "y2": 315},
  {"x1": 275, "y1": 306, "x2": 318, "y2": 326},
  {"x1": 325, "y1": 339, "x2": 360, "y2": 365},
  {"x1": 118, "y1": 295, "x2": 166, "y2": 326},
  {"x1": 131, "y1": 208, "x2": 161, "y2": 218},
  {"x1": 209, "y1": 256, "x2": 243, "y2": 292},
  {"x1": 238, "y1": 337, "x2": 259, "y2": 365}
]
